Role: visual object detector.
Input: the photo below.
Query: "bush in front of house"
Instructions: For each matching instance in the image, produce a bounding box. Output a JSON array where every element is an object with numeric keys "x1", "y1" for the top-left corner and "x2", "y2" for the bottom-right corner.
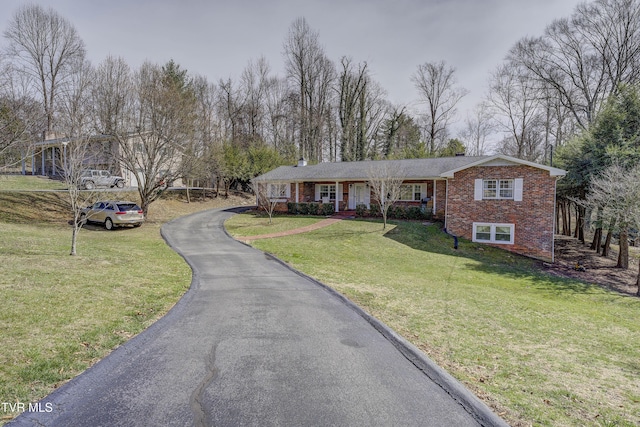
[
  {"x1": 356, "y1": 204, "x2": 432, "y2": 220},
  {"x1": 307, "y1": 203, "x2": 319, "y2": 215},
  {"x1": 355, "y1": 204, "x2": 368, "y2": 217},
  {"x1": 406, "y1": 206, "x2": 425, "y2": 220},
  {"x1": 369, "y1": 204, "x2": 381, "y2": 217},
  {"x1": 321, "y1": 203, "x2": 335, "y2": 216}
]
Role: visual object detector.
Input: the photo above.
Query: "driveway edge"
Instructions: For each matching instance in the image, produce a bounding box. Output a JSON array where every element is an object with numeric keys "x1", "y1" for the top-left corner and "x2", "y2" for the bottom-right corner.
[{"x1": 236, "y1": 245, "x2": 510, "y2": 427}]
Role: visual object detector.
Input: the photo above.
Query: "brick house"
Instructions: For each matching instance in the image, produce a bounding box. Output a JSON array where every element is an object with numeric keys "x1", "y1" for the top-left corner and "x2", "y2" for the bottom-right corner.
[{"x1": 252, "y1": 155, "x2": 566, "y2": 262}]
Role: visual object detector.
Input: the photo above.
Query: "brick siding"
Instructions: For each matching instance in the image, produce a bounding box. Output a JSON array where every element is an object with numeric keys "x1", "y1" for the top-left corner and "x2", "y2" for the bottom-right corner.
[{"x1": 445, "y1": 165, "x2": 558, "y2": 262}]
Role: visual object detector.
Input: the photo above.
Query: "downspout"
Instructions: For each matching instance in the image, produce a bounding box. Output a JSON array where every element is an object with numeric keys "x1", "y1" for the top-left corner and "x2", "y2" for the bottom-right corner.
[{"x1": 443, "y1": 228, "x2": 458, "y2": 249}]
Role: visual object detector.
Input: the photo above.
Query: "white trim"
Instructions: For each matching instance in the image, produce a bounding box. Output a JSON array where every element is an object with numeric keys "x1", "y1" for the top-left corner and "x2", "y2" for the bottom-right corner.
[
  {"x1": 398, "y1": 184, "x2": 424, "y2": 201},
  {"x1": 472, "y1": 222, "x2": 515, "y2": 245},
  {"x1": 440, "y1": 154, "x2": 566, "y2": 178},
  {"x1": 267, "y1": 182, "x2": 290, "y2": 198},
  {"x1": 514, "y1": 178, "x2": 523, "y2": 202},
  {"x1": 474, "y1": 179, "x2": 483, "y2": 201},
  {"x1": 433, "y1": 180, "x2": 437, "y2": 215},
  {"x1": 480, "y1": 179, "x2": 515, "y2": 200}
]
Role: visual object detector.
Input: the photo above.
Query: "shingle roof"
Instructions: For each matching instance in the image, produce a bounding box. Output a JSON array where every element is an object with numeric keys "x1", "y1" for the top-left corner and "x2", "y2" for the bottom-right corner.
[{"x1": 253, "y1": 156, "x2": 489, "y2": 182}]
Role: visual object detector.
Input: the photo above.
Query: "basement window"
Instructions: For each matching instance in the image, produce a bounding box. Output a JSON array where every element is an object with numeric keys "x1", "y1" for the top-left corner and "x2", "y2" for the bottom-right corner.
[{"x1": 473, "y1": 223, "x2": 514, "y2": 245}]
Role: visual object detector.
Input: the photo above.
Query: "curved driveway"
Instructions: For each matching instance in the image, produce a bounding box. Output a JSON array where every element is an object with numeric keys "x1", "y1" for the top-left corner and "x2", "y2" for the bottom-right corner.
[{"x1": 11, "y1": 207, "x2": 506, "y2": 427}]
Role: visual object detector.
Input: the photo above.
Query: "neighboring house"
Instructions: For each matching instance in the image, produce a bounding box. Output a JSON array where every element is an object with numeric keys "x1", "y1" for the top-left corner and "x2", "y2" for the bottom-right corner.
[
  {"x1": 27, "y1": 133, "x2": 126, "y2": 181},
  {"x1": 24, "y1": 133, "x2": 183, "y2": 188},
  {"x1": 252, "y1": 155, "x2": 566, "y2": 262}
]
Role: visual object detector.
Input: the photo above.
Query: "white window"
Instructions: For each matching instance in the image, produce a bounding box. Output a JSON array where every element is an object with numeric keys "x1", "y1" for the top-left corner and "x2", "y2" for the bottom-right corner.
[
  {"x1": 319, "y1": 184, "x2": 336, "y2": 200},
  {"x1": 399, "y1": 184, "x2": 423, "y2": 201},
  {"x1": 475, "y1": 178, "x2": 523, "y2": 201},
  {"x1": 267, "y1": 183, "x2": 290, "y2": 199},
  {"x1": 482, "y1": 179, "x2": 513, "y2": 199},
  {"x1": 472, "y1": 223, "x2": 515, "y2": 245}
]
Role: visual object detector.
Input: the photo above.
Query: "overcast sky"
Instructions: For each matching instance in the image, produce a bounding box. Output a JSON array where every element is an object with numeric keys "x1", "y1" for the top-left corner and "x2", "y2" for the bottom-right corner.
[{"x1": 1, "y1": 0, "x2": 582, "y2": 139}]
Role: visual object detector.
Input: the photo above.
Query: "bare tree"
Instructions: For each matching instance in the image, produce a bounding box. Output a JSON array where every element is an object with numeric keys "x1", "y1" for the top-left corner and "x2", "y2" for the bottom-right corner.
[
  {"x1": 240, "y1": 57, "x2": 271, "y2": 141},
  {"x1": 0, "y1": 61, "x2": 43, "y2": 172},
  {"x1": 487, "y1": 63, "x2": 544, "y2": 161},
  {"x1": 461, "y1": 102, "x2": 495, "y2": 156},
  {"x1": 283, "y1": 17, "x2": 336, "y2": 162},
  {"x1": 250, "y1": 180, "x2": 283, "y2": 224},
  {"x1": 3, "y1": 4, "x2": 86, "y2": 133},
  {"x1": 94, "y1": 60, "x2": 197, "y2": 215},
  {"x1": 336, "y1": 57, "x2": 388, "y2": 161},
  {"x1": 581, "y1": 163, "x2": 640, "y2": 283},
  {"x1": 337, "y1": 57, "x2": 368, "y2": 161},
  {"x1": 379, "y1": 105, "x2": 422, "y2": 159},
  {"x1": 57, "y1": 58, "x2": 96, "y2": 255},
  {"x1": 411, "y1": 61, "x2": 468, "y2": 155},
  {"x1": 367, "y1": 163, "x2": 406, "y2": 229},
  {"x1": 92, "y1": 55, "x2": 131, "y2": 137},
  {"x1": 509, "y1": 0, "x2": 640, "y2": 130}
]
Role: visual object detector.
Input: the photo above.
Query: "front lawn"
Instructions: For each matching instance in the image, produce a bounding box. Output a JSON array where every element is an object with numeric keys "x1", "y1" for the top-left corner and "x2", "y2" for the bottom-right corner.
[
  {"x1": 225, "y1": 214, "x2": 640, "y2": 427},
  {"x1": 0, "y1": 175, "x2": 66, "y2": 191},
  {"x1": 0, "y1": 189, "x2": 251, "y2": 425}
]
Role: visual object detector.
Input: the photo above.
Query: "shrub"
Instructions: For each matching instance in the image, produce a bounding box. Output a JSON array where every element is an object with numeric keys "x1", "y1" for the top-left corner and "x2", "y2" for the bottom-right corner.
[
  {"x1": 287, "y1": 202, "x2": 298, "y2": 215},
  {"x1": 307, "y1": 203, "x2": 319, "y2": 215},
  {"x1": 406, "y1": 206, "x2": 424, "y2": 220},
  {"x1": 355, "y1": 204, "x2": 368, "y2": 217},
  {"x1": 297, "y1": 203, "x2": 309, "y2": 215},
  {"x1": 389, "y1": 205, "x2": 407, "y2": 220},
  {"x1": 321, "y1": 203, "x2": 334, "y2": 216},
  {"x1": 369, "y1": 203, "x2": 381, "y2": 217}
]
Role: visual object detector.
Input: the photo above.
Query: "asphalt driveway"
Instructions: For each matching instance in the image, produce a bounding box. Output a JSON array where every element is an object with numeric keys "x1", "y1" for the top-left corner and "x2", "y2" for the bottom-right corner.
[{"x1": 10, "y1": 207, "x2": 507, "y2": 427}]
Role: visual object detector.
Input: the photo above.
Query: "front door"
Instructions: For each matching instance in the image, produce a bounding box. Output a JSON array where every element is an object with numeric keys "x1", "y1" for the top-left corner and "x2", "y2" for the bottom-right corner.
[{"x1": 349, "y1": 184, "x2": 370, "y2": 209}]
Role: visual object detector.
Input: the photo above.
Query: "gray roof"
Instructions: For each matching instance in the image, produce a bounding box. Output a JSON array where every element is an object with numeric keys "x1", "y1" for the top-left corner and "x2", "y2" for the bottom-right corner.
[{"x1": 253, "y1": 156, "x2": 490, "y2": 182}]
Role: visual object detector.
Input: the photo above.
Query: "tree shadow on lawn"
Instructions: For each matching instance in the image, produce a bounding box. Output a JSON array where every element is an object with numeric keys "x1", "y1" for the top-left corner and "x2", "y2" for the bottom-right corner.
[
  {"x1": 381, "y1": 219, "x2": 611, "y2": 298},
  {"x1": 0, "y1": 192, "x2": 70, "y2": 224}
]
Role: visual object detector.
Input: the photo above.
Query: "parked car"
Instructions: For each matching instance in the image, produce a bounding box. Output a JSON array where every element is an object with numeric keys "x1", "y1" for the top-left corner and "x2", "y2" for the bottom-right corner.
[
  {"x1": 80, "y1": 201, "x2": 144, "y2": 230},
  {"x1": 80, "y1": 170, "x2": 125, "y2": 190}
]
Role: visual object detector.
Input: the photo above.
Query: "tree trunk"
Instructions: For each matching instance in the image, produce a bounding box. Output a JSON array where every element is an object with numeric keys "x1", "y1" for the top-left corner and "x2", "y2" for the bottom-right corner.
[
  {"x1": 616, "y1": 228, "x2": 629, "y2": 269},
  {"x1": 576, "y1": 205, "x2": 585, "y2": 243},
  {"x1": 565, "y1": 200, "x2": 572, "y2": 236},
  {"x1": 186, "y1": 179, "x2": 191, "y2": 204},
  {"x1": 602, "y1": 217, "x2": 616, "y2": 257},
  {"x1": 591, "y1": 228, "x2": 602, "y2": 253},
  {"x1": 70, "y1": 224, "x2": 78, "y2": 256},
  {"x1": 602, "y1": 230, "x2": 612, "y2": 257},
  {"x1": 636, "y1": 258, "x2": 640, "y2": 296}
]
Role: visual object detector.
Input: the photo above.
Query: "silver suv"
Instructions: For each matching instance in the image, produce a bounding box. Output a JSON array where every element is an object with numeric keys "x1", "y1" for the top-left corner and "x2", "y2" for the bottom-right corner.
[
  {"x1": 80, "y1": 200, "x2": 144, "y2": 230},
  {"x1": 80, "y1": 170, "x2": 125, "y2": 190}
]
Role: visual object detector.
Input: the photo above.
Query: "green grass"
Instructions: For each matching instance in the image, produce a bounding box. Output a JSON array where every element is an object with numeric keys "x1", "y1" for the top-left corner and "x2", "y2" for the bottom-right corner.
[
  {"x1": 225, "y1": 214, "x2": 640, "y2": 427},
  {"x1": 0, "y1": 222, "x2": 190, "y2": 421},
  {"x1": 224, "y1": 212, "x2": 325, "y2": 236},
  {"x1": 0, "y1": 175, "x2": 67, "y2": 191},
  {"x1": 0, "y1": 187, "x2": 249, "y2": 424}
]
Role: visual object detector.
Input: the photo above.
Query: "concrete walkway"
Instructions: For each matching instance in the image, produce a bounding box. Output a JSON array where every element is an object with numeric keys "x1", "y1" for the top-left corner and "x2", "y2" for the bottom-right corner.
[{"x1": 10, "y1": 207, "x2": 507, "y2": 427}]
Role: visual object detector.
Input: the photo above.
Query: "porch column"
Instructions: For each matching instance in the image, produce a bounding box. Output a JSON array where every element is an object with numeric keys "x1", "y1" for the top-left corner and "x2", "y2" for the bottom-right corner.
[
  {"x1": 335, "y1": 181, "x2": 339, "y2": 213},
  {"x1": 41, "y1": 147, "x2": 46, "y2": 176},
  {"x1": 433, "y1": 180, "x2": 437, "y2": 215},
  {"x1": 62, "y1": 142, "x2": 68, "y2": 173},
  {"x1": 295, "y1": 182, "x2": 299, "y2": 203}
]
